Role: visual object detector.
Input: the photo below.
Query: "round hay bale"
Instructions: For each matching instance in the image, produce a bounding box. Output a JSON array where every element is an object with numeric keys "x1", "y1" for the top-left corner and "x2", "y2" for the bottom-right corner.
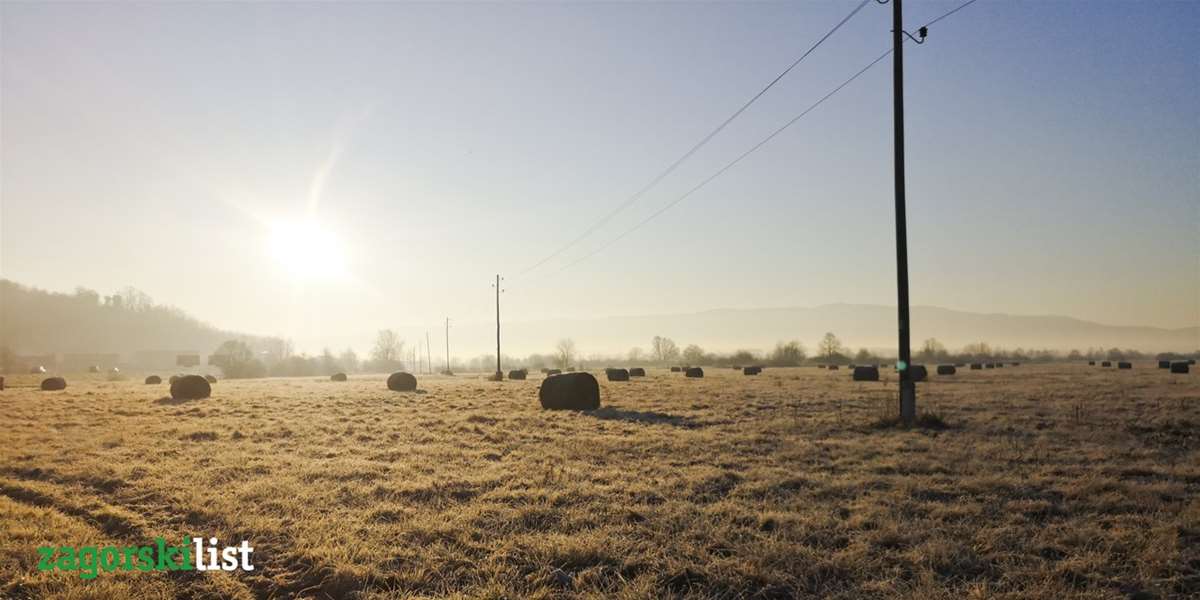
[
  {"x1": 31, "y1": 365, "x2": 46, "y2": 374},
  {"x1": 828, "y1": 365, "x2": 839, "y2": 371},
  {"x1": 331, "y1": 372, "x2": 348, "y2": 381},
  {"x1": 145, "y1": 375, "x2": 162, "y2": 384},
  {"x1": 170, "y1": 375, "x2": 211, "y2": 400},
  {"x1": 936, "y1": 365, "x2": 956, "y2": 375},
  {"x1": 852, "y1": 366, "x2": 879, "y2": 381},
  {"x1": 669, "y1": 366, "x2": 681, "y2": 372},
  {"x1": 908, "y1": 365, "x2": 928, "y2": 381},
  {"x1": 605, "y1": 368, "x2": 630, "y2": 382},
  {"x1": 818, "y1": 364, "x2": 827, "y2": 369},
  {"x1": 0, "y1": 376, "x2": 4, "y2": 390},
  {"x1": 387, "y1": 371, "x2": 418, "y2": 392},
  {"x1": 684, "y1": 367, "x2": 704, "y2": 378},
  {"x1": 204, "y1": 374, "x2": 218, "y2": 383},
  {"x1": 169, "y1": 375, "x2": 181, "y2": 384},
  {"x1": 1158, "y1": 360, "x2": 1171, "y2": 369},
  {"x1": 743, "y1": 366, "x2": 761, "y2": 375},
  {"x1": 40, "y1": 377, "x2": 67, "y2": 391},
  {"x1": 1088, "y1": 361, "x2": 1096, "y2": 366},
  {"x1": 1117, "y1": 362, "x2": 1132, "y2": 369},
  {"x1": 995, "y1": 363, "x2": 1004, "y2": 369},
  {"x1": 539, "y1": 372, "x2": 600, "y2": 410},
  {"x1": 970, "y1": 363, "x2": 982, "y2": 370},
  {"x1": 1170, "y1": 362, "x2": 1189, "y2": 374},
  {"x1": 441, "y1": 369, "x2": 455, "y2": 376},
  {"x1": 508, "y1": 369, "x2": 527, "y2": 380},
  {"x1": 629, "y1": 367, "x2": 646, "y2": 377},
  {"x1": 546, "y1": 368, "x2": 562, "y2": 376},
  {"x1": 88, "y1": 365, "x2": 100, "y2": 373},
  {"x1": 1189, "y1": 359, "x2": 1196, "y2": 365},
  {"x1": 1101, "y1": 361, "x2": 1112, "y2": 367},
  {"x1": 985, "y1": 363, "x2": 995, "y2": 369}
]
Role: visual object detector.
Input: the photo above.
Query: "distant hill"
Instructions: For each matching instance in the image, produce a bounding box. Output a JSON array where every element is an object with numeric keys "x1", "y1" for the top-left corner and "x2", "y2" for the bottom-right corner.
[
  {"x1": 368, "y1": 303, "x2": 1199, "y2": 358},
  {"x1": 0, "y1": 279, "x2": 282, "y2": 361}
]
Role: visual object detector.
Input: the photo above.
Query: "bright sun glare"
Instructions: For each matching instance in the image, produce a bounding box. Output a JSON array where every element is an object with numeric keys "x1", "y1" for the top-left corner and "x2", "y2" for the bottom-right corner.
[{"x1": 267, "y1": 219, "x2": 348, "y2": 281}]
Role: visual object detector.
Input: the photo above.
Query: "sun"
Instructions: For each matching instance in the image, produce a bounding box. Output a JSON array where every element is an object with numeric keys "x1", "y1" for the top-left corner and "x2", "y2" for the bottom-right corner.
[{"x1": 266, "y1": 218, "x2": 348, "y2": 281}]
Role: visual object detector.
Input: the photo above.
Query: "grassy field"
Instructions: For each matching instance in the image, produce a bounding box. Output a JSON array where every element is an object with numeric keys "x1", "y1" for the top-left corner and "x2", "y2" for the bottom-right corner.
[{"x1": 1, "y1": 364, "x2": 1197, "y2": 599}]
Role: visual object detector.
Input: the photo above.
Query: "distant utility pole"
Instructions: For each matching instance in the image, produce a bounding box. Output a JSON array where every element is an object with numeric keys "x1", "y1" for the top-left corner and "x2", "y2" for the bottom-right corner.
[
  {"x1": 425, "y1": 331, "x2": 432, "y2": 374},
  {"x1": 444, "y1": 317, "x2": 451, "y2": 373},
  {"x1": 892, "y1": 0, "x2": 925, "y2": 425},
  {"x1": 492, "y1": 274, "x2": 504, "y2": 379}
]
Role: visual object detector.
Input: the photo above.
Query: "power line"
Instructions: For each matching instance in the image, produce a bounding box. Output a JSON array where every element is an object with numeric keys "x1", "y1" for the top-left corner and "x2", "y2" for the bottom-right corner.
[
  {"x1": 535, "y1": 0, "x2": 983, "y2": 279},
  {"x1": 514, "y1": 0, "x2": 874, "y2": 279}
]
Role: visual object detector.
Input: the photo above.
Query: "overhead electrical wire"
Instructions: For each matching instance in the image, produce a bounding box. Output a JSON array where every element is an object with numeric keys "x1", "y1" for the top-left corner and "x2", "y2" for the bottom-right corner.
[
  {"x1": 514, "y1": 0, "x2": 874, "y2": 279},
  {"x1": 528, "y1": 0, "x2": 985, "y2": 281}
]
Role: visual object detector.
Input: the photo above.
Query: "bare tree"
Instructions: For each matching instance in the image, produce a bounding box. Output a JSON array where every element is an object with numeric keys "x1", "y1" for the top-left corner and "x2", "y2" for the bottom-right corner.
[
  {"x1": 919, "y1": 338, "x2": 947, "y2": 361},
  {"x1": 819, "y1": 332, "x2": 843, "y2": 359},
  {"x1": 651, "y1": 336, "x2": 680, "y2": 363},
  {"x1": 682, "y1": 344, "x2": 705, "y2": 365},
  {"x1": 627, "y1": 347, "x2": 644, "y2": 363},
  {"x1": 371, "y1": 329, "x2": 405, "y2": 365},
  {"x1": 555, "y1": 338, "x2": 576, "y2": 369}
]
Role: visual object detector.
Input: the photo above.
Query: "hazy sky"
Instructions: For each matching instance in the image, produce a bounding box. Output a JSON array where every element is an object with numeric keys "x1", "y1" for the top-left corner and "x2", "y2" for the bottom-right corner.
[{"x1": 2, "y1": 1, "x2": 1197, "y2": 354}]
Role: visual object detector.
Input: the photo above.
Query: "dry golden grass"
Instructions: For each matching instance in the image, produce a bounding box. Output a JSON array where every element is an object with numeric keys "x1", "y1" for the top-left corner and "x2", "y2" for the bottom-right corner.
[{"x1": 1, "y1": 364, "x2": 1197, "y2": 599}]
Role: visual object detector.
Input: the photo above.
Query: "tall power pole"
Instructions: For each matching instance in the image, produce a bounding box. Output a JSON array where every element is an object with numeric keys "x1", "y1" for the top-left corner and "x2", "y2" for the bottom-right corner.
[
  {"x1": 425, "y1": 331, "x2": 432, "y2": 374},
  {"x1": 444, "y1": 317, "x2": 451, "y2": 374},
  {"x1": 893, "y1": 0, "x2": 916, "y2": 424},
  {"x1": 492, "y1": 275, "x2": 504, "y2": 379}
]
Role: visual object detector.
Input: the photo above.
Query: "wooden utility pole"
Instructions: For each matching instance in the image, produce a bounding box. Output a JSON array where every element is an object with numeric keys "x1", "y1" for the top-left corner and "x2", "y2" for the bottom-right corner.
[
  {"x1": 425, "y1": 331, "x2": 432, "y2": 374},
  {"x1": 492, "y1": 275, "x2": 504, "y2": 379},
  {"x1": 892, "y1": 0, "x2": 917, "y2": 424},
  {"x1": 444, "y1": 317, "x2": 451, "y2": 373}
]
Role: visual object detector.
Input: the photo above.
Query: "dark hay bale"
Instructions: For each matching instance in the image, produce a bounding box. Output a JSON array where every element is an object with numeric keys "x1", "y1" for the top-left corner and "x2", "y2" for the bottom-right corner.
[
  {"x1": 1170, "y1": 362, "x2": 1189, "y2": 374},
  {"x1": 170, "y1": 375, "x2": 211, "y2": 400},
  {"x1": 909, "y1": 365, "x2": 928, "y2": 381},
  {"x1": 937, "y1": 365, "x2": 956, "y2": 375},
  {"x1": 606, "y1": 368, "x2": 630, "y2": 381},
  {"x1": 1088, "y1": 361, "x2": 1096, "y2": 366},
  {"x1": 970, "y1": 363, "x2": 983, "y2": 370},
  {"x1": 818, "y1": 364, "x2": 827, "y2": 369},
  {"x1": 985, "y1": 363, "x2": 995, "y2": 369},
  {"x1": 31, "y1": 366, "x2": 46, "y2": 374},
  {"x1": 685, "y1": 367, "x2": 704, "y2": 378},
  {"x1": 629, "y1": 367, "x2": 646, "y2": 377},
  {"x1": 40, "y1": 377, "x2": 67, "y2": 391},
  {"x1": 1159, "y1": 361, "x2": 1171, "y2": 369},
  {"x1": 1118, "y1": 362, "x2": 1132, "y2": 369},
  {"x1": 0, "y1": 376, "x2": 4, "y2": 390},
  {"x1": 1190, "y1": 359, "x2": 1197, "y2": 365},
  {"x1": 539, "y1": 368, "x2": 549, "y2": 374},
  {"x1": 145, "y1": 375, "x2": 162, "y2": 384},
  {"x1": 539, "y1": 372, "x2": 600, "y2": 410},
  {"x1": 670, "y1": 366, "x2": 682, "y2": 372},
  {"x1": 88, "y1": 365, "x2": 100, "y2": 373},
  {"x1": 386, "y1": 371, "x2": 418, "y2": 392},
  {"x1": 743, "y1": 366, "x2": 761, "y2": 375},
  {"x1": 441, "y1": 369, "x2": 454, "y2": 376},
  {"x1": 204, "y1": 374, "x2": 217, "y2": 383},
  {"x1": 169, "y1": 375, "x2": 181, "y2": 384},
  {"x1": 331, "y1": 372, "x2": 348, "y2": 381},
  {"x1": 546, "y1": 369, "x2": 562, "y2": 376},
  {"x1": 995, "y1": 363, "x2": 1004, "y2": 369},
  {"x1": 508, "y1": 369, "x2": 527, "y2": 380},
  {"x1": 828, "y1": 365, "x2": 839, "y2": 371},
  {"x1": 1101, "y1": 361, "x2": 1112, "y2": 367},
  {"x1": 852, "y1": 366, "x2": 879, "y2": 381}
]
